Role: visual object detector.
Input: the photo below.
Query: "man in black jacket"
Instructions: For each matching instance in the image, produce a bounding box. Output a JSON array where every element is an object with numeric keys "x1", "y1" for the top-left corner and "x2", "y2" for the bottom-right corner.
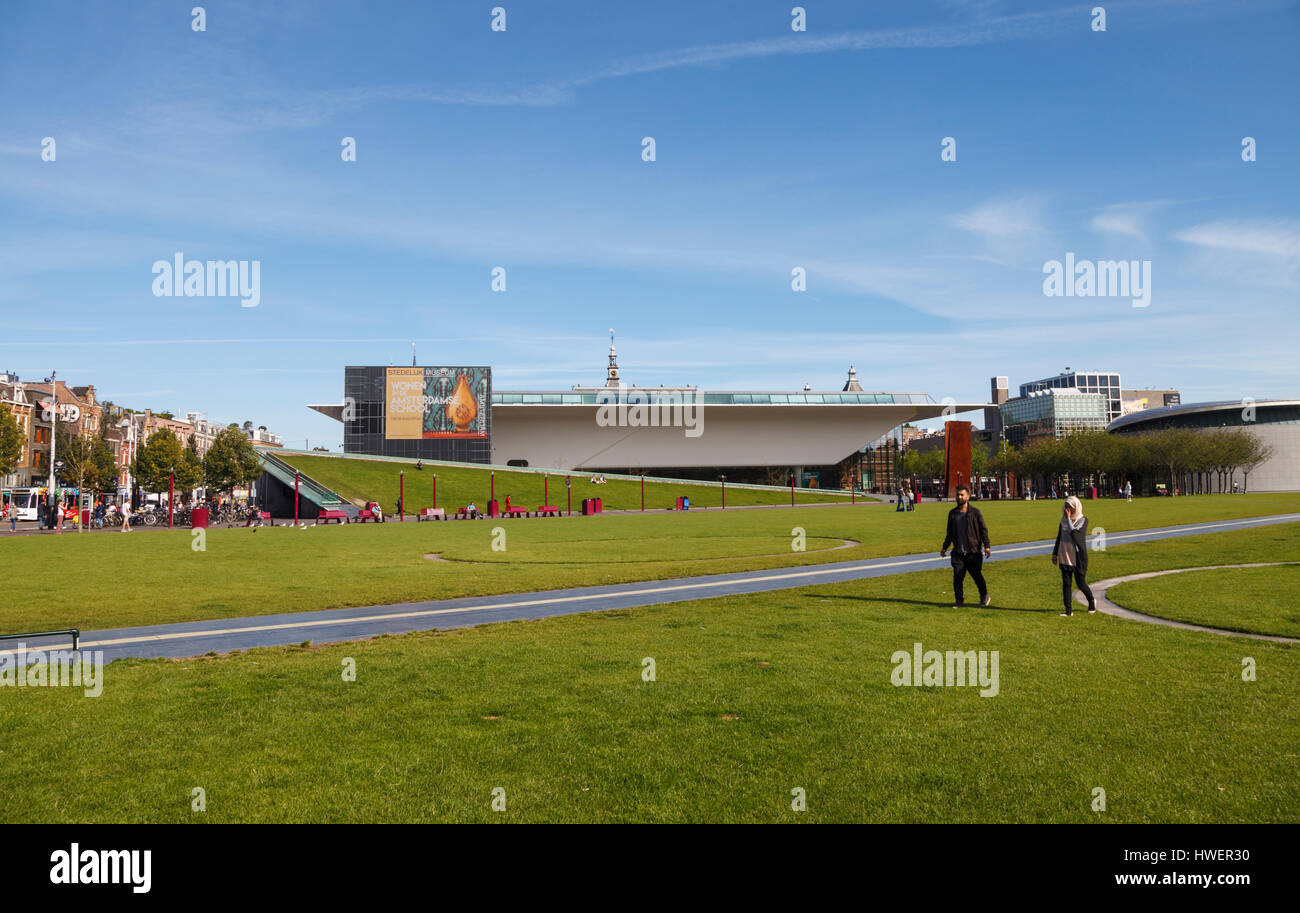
[{"x1": 940, "y1": 484, "x2": 992, "y2": 607}]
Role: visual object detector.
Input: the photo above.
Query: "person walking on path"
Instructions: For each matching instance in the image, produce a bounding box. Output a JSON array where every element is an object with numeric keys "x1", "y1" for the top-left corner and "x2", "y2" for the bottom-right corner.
[
  {"x1": 1124, "y1": 480, "x2": 1132, "y2": 502},
  {"x1": 1052, "y1": 495, "x2": 1096, "y2": 616},
  {"x1": 119, "y1": 502, "x2": 131, "y2": 532},
  {"x1": 940, "y1": 484, "x2": 992, "y2": 608}
]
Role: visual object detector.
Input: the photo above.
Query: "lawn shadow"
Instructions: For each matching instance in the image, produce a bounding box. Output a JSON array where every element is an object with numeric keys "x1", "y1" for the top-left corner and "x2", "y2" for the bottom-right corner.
[{"x1": 801, "y1": 593, "x2": 1054, "y2": 614}]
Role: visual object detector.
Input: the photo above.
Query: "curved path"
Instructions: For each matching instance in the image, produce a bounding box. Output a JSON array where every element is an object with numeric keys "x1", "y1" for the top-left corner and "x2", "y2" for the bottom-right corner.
[
  {"x1": 16, "y1": 512, "x2": 1298, "y2": 662},
  {"x1": 1078, "y1": 562, "x2": 1300, "y2": 643}
]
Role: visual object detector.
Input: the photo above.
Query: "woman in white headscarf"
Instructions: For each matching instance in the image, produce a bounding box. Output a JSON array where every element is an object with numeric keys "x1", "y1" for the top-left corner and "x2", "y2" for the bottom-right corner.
[{"x1": 1051, "y1": 495, "x2": 1096, "y2": 616}]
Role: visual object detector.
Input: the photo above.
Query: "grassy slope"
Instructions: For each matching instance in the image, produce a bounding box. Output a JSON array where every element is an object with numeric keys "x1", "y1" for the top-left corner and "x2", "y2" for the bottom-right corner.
[
  {"x1": 1, "y1": 524, "x2": 1295, "y2": 823},
  {"x1": 1, "y1": 494, "x2": 1298, "y2": 632},
  {"x1": 278, "y1": 452, "x2": 847, "y2": 511},
  {"x1": 1107, "y1": 564, "x2": 1300, "y2": 638}
]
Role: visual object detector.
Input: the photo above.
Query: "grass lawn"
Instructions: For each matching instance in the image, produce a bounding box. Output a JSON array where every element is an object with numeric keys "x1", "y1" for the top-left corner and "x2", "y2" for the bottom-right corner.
[
  {"x1": 1, "y1": 524, "x2": 1295, "y2": 823},
  {"x1": 1, "y1": 493, "x2": 1298, "y2": 633},
  {"x1": 1107, "y1": 564, "x2": 1300, "y2": 638},
  {"x1": 278, "y1": 451, "x2": 849, "y2": 511}
]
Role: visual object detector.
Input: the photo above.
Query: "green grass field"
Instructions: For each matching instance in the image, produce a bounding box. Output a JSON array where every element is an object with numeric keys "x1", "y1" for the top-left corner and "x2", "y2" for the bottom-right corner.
[
  {"x1": 277, "y1": 451, "x2": 849, "y2": 511},
  {"x1": 1107, "y1": 564, "x2": 1300, "y2": 638},
  {"x1": 1, "y1": 523, "x2": 1296, "y2": 823},
  {"x1": 2, "y1": 493, "x2": 1298, "y2": 632}
]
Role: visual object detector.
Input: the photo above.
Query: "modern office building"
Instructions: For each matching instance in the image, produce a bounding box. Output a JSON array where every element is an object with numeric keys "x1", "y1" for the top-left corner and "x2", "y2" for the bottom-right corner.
[
  {"x1": 985, "y1": 376, "x2": 1009, "y2": 437},
  {"x1": 1120, "y1": 388, "x2": 1181, "y2": 416},
  {"x1": 1108, "y1": 399, "x2": 1300, "y2": 492},
  {"x1": 999, "y1": 388, "x2": 1109, "y2": 447},
  {"x1": 1020, "y1": 371, "x2": 1123, "y2": 423}
]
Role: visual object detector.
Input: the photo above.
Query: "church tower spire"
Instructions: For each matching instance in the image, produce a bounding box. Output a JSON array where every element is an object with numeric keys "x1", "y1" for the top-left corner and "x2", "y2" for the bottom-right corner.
[{"x1": 606, "y1": 328, "x2": 620, "y2": 386}]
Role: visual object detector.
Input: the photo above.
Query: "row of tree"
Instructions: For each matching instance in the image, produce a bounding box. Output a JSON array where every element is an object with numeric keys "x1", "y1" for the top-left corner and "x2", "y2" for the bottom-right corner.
[
  {"x1": 899, "y1": 427, "x2": 1273, "y2": 496},
  {"x1": 991, "y1": 428, "x2": 1273, "y2": 495},
  {"x1": 0, "y1": 406, "x2": 263, "y2": 502}
]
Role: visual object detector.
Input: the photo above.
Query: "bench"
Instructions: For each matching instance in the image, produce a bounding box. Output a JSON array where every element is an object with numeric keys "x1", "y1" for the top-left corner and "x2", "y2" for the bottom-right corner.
[
  {"x1": 418, "y1": 508, "x2": 446, "y2": 522},
  {"x1": 317, "y1": 510, "x2": 348, "y2": 524},
  {"x1": 455, "y1": 508, "x2": 480, "y2": 520},
  {"x1": 534, "y1": 505, "x2": 560, "y2": 517},
  {"x1": 501, "y1": 507, "x2": 528, "y2": 518},
  {"x1": 354, "y1": 510, "x2": 384, "y2": 523}
]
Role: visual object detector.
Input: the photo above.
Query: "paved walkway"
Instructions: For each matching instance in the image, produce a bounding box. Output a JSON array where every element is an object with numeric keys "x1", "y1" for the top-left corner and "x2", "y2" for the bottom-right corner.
[
  {"x1": 1079, "y1": 562, "x2": 1300, "y2": 643},
  {"x1": 12, "y1": 512, "x2": 1298, "y2": 662}
]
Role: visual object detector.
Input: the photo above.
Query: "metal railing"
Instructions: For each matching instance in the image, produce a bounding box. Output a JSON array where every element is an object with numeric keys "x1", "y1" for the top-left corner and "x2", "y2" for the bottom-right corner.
[{"x1": 0, "y1": 628, "x2": 80, "y2": 650}]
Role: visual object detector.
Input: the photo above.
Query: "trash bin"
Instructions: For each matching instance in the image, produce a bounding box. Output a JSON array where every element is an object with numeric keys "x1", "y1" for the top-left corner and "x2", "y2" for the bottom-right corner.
[
  {"x1": 191, "y1": 507, "x2": 209, "y2": 529},
  {"x1": 681, "y1": 496, "x2": 689, "y2": 510},
  {"x1": 80, "y1": 509, "x2": 91, "y2": 525},
  {"x1": 594, "y1": 498, "x2": 603, "y2": 514}
]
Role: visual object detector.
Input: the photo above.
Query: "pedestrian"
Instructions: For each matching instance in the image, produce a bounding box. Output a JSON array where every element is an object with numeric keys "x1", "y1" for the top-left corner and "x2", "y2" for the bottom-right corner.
[
  {"x1": 940, "y1": 484, "x2": 992, "y2": 608},
  {"x1": 1052, "y1": 495, "x2": 1096, "y2": 616},
  {"x1": 1124, "y1": 480, "x2": 1132, "y2": 502},
  {"x1": 896, "y1": 485, "x2": 906, "y2": 512},
  {"x1": 120, "y1": 502, "x2": 131, "y2": 532}
]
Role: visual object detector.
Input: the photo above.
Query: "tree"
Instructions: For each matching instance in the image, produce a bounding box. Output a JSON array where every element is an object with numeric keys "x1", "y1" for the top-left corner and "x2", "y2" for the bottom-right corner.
[
  {"x1": 131, "y1": 429, "x2": 184, "y2": 494},
  {"x1": 0, "y1": 404, "x2": 22, "y2": 477},
  {"x1": 1238, "y1": 431, "x2": 1274, "y2": 493},
  {"x1": 204, "y1": 425, "x2": 262, "y2": 494},
  {"x1": 89, "y1": 433, "x2": 119, "y2": 496},
  {"x1": 55, "y1": 424, "x2": 97, "y2": 494},
  {"x1": 173, "y1": 433, "x2": 204, "y2": 502}
]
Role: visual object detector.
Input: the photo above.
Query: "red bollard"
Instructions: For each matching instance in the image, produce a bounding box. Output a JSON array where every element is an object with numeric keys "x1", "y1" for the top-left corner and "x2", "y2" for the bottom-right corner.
[{"x1": 399, "y1": 470, "x2": 404, "y2": 521}]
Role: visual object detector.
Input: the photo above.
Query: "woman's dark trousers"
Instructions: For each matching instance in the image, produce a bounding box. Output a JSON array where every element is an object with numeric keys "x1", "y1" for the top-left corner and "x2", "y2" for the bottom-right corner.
[{"x1": 1060, "y1": 564, "x2": 1094, "y2": 612}]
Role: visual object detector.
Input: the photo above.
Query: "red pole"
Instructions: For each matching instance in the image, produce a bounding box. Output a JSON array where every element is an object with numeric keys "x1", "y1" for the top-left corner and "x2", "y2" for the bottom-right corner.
[
  {"x1": 169, "y1": 472, "x2": 174, "y2": 528},
  {"x1": 851, "y1": 482, "x2": 855, "y2": 505},
  {"x1": 399, "y1": 470, "x2": 404, "y2": 521},
  {"x1": 641, "y1": 475, "x2": 645, "y2": 512},
  {"x1": 294, "y1": 472, "x2": 300, "y2": 525},
  {"x1": 544, "y1": 473, "x2": 548, "y2": 504},
  {"x1": 432, "y1": 474, "x2": 437, "y2": 509},
  {"x1": 490, "y1": 471, "x2": 495, "y2": 502},
  {"x1": 790, "y1": 474, "x2": 795, "y2": 507},
  {"x1": 567, "y1": 477, "x2": 571, "y2": 516},
  {"x1": 721, "y1": 476, "x2": 726, "y2": 510}
]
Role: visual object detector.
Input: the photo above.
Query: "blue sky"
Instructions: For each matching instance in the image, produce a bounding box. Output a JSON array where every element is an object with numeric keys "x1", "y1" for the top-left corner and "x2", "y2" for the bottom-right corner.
[{"x1": 1, "y1": 0, "x2": 1296, "y2": 448}]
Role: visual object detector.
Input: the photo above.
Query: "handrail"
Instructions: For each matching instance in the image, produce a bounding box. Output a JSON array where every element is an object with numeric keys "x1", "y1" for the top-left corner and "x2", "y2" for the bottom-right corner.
[{"x1": 0, "y1": 628, "x2": 80, "y2": 650}]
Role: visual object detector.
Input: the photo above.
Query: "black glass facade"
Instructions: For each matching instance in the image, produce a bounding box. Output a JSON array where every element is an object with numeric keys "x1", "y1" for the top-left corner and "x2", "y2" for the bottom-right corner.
[{"x1": 343, "y1": 366, "x2": 493, "y2": 463}]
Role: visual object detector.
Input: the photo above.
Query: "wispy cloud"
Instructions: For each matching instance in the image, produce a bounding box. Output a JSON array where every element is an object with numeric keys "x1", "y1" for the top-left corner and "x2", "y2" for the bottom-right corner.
[
  {"x1": 952, "y1": 197, "x2": 1045, "y2": 238},
  {"x1": 1174, "y1": 220, "x2": 1300, "y2": 259}
]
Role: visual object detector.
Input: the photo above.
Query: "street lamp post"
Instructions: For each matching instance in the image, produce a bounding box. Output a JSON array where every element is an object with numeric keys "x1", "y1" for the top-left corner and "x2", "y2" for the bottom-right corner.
[
  {"x1": 399, "y1": 470, "x2": 404, "y2": 521},
  {"x1": 640, "y1": 474, "x2": 644, "y2": 512},
  {"x1": 294, "y1": 471, "x2": 300, "y2": 525},
  {"x1": 432, "y1": 474, "x2": 437, "y2": 510},
  {"x1": 720, "y1": 475, "x2": 726, "y2": 510},
  {"x1": 168, "y1": 469, "x2": 174, "y2": 529},
  {"x1": 47, "y1": 370, "x2": 58, "y2": 534}
]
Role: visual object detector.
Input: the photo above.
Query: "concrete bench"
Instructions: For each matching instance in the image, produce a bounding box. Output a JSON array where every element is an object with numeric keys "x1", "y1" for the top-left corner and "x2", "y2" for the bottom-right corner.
[
  {"x1": 317, "y1": 510, "x2": 347, "y2": 524},
  {"x1": 418, "y1": 508, "x2": 446, "y2": 522}
]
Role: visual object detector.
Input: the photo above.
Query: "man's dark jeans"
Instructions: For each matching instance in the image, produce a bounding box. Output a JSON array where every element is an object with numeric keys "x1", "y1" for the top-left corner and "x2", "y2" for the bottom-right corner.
[{"x1": 951, "y1": 551, "x2": 987, "y2": 604}]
